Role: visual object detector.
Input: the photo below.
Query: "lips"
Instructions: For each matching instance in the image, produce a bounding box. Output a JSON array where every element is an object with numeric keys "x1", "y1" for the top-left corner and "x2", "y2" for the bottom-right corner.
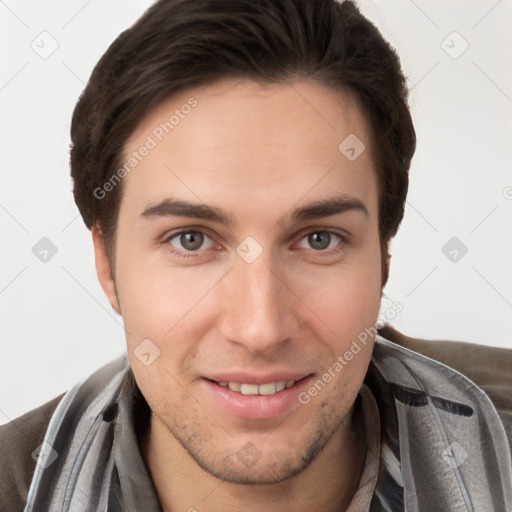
[
  {"x1": 217, "y1": 380, "x2": 296, "y2": 395},
  {"x1": 204, "y1": 371, "x2": 307, "y2": 387},
  {"x1": 202, "y1": 374, "x2": 312, "y2": 420}
]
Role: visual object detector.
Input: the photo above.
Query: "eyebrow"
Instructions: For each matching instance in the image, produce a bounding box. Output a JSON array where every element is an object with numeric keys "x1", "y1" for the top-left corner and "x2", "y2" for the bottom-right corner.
[{"x1": 140, "y1": 194, "x2": 368, "y2": 227}]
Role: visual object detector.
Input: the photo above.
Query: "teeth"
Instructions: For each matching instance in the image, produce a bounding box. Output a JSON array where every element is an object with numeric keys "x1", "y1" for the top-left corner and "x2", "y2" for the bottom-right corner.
[
  {"x1": 221, "y1": 380, "x2": 295, "y2": 395},
  {"x1": 276, "y1": 381, "x2": 286, "y2": 392},
  {"x1": 258, "y1": 382, "x2": 277, "y2": 395},
  {"x1": 241, "y1": 384, "x2": 259, "y2": 395}
]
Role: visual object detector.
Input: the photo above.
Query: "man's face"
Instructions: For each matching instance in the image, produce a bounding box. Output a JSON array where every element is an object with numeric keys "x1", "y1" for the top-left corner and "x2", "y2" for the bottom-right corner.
[{"x1": 98, "y1": 79, "x2": 382, "y2": 484}]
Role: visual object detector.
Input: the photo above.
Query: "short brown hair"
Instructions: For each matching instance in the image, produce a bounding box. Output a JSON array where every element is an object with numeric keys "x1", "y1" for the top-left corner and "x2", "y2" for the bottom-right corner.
[{"x1": 70, "y1": 0, "x2": 416, "y2": 287}]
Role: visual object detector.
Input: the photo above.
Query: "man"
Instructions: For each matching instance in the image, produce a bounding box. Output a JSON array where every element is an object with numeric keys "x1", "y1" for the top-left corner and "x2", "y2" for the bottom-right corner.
[{"x1": 1, "y1": 0, "x2": 511, "y2": 510}]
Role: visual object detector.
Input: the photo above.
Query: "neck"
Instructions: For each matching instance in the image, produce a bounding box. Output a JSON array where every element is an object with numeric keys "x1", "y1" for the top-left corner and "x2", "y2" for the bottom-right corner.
[{"x1": 141, "y1": 403, "x2": 367, "y2": 512}]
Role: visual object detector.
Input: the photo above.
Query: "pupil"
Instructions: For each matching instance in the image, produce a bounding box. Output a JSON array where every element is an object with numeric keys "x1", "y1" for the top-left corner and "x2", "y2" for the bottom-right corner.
[
  {"x1": 181, "y1": 232, "x2": 203, "y2": 250},
  {"x1": 309, "y1": 232, "x2": 330, "y2": 250}
]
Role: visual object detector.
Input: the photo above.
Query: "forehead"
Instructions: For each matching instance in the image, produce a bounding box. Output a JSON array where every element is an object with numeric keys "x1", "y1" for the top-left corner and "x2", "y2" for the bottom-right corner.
[{"x1": 119, "y1": 78, "x2": 378, "y2": 223}]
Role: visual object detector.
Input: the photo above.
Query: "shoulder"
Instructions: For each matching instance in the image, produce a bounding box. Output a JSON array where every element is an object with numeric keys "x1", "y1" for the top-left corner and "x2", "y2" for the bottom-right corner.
[
  {"x1": 0, "y1": 393, "x2": 65, "y2": 512},
  {"x1": 378, "y1": 324, "x2": 512, "y2": 443}
]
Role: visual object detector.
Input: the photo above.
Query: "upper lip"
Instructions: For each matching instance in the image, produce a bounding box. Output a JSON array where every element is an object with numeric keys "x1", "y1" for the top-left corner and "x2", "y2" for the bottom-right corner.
[{"x1": 203, "y1": 372, "x2": 310, "y2": 385}]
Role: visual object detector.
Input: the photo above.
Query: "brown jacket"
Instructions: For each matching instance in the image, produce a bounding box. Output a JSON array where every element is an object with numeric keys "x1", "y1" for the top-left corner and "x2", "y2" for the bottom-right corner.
[{"x1": 1, "y1": 326, "x2": 511, "y2": 511}]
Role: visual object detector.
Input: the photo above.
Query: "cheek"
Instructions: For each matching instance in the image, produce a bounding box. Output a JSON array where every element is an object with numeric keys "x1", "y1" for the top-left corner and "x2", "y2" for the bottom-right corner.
[
  {"x1": 323, "y1": 280, "x2": 380, "y2": 360},
  {"x1": 311, "y1": 279, "x2": 380, "y2": 404},
  {"x1": 113, "y1": 239, "x2": 172, "y2": 344},
  {"x1": 296, "y1": 245, "x2": 382, "y2": 372},
  {"x1": 114, "y1": 245, "x2": 223, "y2": 357},
  {"x1": 300, "y1": 250, "x2": 381, "y2": 327}
]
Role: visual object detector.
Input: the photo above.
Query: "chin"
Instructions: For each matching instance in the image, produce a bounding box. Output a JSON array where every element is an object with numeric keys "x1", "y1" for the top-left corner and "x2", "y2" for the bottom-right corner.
[{"x1": 172, "y1": 420, "x2": 333, "y2": 485}]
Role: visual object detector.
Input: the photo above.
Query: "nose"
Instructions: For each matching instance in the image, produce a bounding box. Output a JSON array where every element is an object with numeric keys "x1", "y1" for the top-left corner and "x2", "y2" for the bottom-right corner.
[{"x1": 218, "y1": 246, "x2": 295, "y2": 355}]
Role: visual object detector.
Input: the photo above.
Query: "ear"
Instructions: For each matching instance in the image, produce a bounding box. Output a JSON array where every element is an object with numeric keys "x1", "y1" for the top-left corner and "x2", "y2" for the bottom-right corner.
[
  {"x1": 380, "y1": 238, "x2": 392, "y2": 292},
  {"x1": 91, "y1": 225, "x2": 121, "y2": 315}
]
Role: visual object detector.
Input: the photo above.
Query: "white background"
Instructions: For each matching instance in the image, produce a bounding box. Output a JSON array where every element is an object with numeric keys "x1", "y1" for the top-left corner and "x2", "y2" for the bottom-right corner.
[{"x1": 1, "y1": 0, "x2": 511, "y2": 424}]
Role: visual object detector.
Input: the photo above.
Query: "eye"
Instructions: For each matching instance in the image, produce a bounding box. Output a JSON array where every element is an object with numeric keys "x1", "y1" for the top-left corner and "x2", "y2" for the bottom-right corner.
[
  {"x1": 297, "y1": 230, "x2": 346, "y2": 253},
  {"x1": 162, "y1": 228, "x2": 347, "y2": 261},
  {"x1": 165, "y1": 230, "x2": 215, "y2": 258}
]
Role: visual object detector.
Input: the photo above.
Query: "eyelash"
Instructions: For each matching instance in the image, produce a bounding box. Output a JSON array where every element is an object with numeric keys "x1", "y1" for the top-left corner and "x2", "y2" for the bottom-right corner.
[{"x1": 162, "y1": 229, "x2": 348, "y2": 260}]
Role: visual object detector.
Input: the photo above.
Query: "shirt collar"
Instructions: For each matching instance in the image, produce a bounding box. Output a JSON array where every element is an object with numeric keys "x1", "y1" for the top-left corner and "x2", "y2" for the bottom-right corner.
[{"x1": 111, "y1": 369, "x2": 162, "y2": 511}]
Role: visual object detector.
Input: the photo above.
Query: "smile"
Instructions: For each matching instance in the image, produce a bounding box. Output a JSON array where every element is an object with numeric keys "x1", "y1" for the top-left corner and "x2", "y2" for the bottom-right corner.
[
  {"x1": 216, "y1": 380, "x2": 296, "y2": 395},
  {"x1": 203, "y1": 376, "x2": 312, "y2": 420}
]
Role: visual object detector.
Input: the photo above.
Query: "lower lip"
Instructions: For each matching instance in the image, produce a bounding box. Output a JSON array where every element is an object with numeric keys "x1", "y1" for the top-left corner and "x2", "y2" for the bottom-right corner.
[{"x1": 202, "y1": 377, "x2": 312, "y2": 420}]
